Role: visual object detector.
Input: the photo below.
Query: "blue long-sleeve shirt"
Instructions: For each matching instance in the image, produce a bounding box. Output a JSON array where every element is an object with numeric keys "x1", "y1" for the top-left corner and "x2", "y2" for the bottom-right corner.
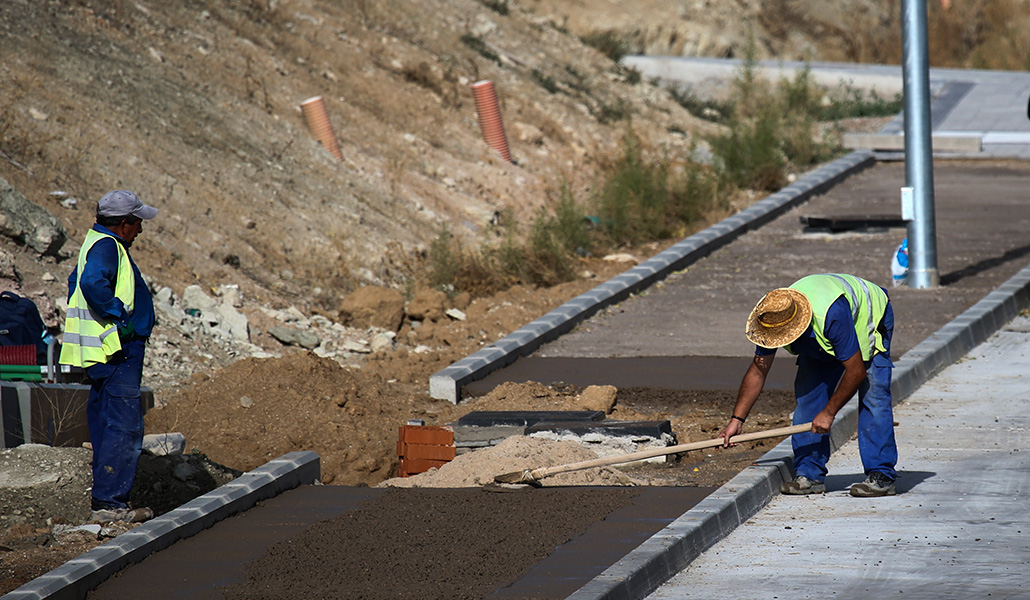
[{"x1": 67, "y1": 224, "x2": 155, "y2": 338}]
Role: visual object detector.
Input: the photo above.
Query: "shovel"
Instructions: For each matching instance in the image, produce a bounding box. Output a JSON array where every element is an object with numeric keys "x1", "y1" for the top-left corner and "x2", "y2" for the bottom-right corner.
[{"x1": 493, "y1": 422, "x2": 812, "y2": 485}]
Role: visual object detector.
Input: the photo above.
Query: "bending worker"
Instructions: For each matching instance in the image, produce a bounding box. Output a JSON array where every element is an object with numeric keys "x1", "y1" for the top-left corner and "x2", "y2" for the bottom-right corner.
[
  {"x1": 60, "y1": 190, "x2": 158, "y2": 524},
  {"x1": 719, "y1": 273, "x2": 898, "y2": 497}
]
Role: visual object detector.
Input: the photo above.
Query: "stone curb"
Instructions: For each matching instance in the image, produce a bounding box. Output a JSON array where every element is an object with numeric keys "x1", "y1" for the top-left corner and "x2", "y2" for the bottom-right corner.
[
  {"x1": 1, "y1": 451, "x2": 320, "y2": 600},
  {"x1": 566, "y1": 262, "x2": 1030, "y2": 600},
  {"x1": 429, "y1": 150, "x2": 876, "y2": 403}
]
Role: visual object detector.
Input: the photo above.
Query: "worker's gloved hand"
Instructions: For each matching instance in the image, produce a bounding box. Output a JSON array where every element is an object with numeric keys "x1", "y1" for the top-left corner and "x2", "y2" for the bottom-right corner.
[{"x1": 117, "y1": 320, "x2": 136, "y2": 340}]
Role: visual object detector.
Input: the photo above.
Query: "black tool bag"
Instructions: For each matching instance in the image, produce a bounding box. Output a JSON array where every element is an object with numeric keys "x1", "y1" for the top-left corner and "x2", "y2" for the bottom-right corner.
[{"x1": 0, "y1": 291, "x2": 49, "y2": 364}]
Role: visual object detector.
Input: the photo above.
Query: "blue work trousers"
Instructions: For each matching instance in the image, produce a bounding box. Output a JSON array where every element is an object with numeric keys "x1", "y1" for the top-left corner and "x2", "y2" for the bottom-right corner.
[
  {"x1": 86, "y1": 338, "x2": 146, "y2": 510},
  {"x1": 791, "y1": 351, "x2": 898, "y2": 483}
]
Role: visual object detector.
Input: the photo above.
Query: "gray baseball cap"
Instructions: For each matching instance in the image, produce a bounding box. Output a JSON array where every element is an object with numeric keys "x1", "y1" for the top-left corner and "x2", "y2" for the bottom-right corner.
[{"x1": 97, "y1": 190, "x2": 158, "y2": 220}]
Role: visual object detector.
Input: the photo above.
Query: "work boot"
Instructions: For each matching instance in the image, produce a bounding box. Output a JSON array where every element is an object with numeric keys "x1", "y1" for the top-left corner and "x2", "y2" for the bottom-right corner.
[
  {"x1": 90, "y1": 507, "x2": 155, "y2": 524},
  {"x1": 780, "y1": 475, "x2": 826, "y2": 495},
  {"x1": 850, "y1": 472, "x2": 896, "y2": 497}
]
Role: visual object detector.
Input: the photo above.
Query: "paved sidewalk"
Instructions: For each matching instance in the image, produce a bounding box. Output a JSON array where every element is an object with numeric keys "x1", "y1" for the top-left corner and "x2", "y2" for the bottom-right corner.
[{"x1": 646, "y1": 312, "x2": 1030, "y2": 600}]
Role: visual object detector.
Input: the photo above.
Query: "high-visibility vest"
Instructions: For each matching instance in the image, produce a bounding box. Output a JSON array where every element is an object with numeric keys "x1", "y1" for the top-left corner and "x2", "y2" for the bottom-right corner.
[
  {"x1": 785, "y1": 273, "x2": 889, "y2": 361},
  {"x1": 59, "y1": 229, "x2": 135, "y2": 368}
]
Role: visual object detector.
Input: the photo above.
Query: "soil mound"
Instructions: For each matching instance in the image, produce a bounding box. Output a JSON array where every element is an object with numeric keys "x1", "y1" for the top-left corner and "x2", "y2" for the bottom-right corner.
[{"x1": 379, "y1": 435, "x2": 638, "y2": 488}]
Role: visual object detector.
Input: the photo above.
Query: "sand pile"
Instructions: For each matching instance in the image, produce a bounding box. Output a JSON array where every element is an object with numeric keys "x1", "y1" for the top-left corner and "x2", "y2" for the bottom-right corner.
[{"x1": 379, "y1": 436, "x2": 638, "y2": 488}]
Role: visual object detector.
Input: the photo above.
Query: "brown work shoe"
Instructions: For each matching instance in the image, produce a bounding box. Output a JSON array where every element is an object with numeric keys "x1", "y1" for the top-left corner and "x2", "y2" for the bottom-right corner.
[
  {"x1": 781, "y1": 476, "x2": 826, "y2": 495},
  {"x1": 90, "y1": 507, "x2": 155, "y2": 524},
  {"x1": 850, "y1": 472, "x2": 896, "y2": 497}
]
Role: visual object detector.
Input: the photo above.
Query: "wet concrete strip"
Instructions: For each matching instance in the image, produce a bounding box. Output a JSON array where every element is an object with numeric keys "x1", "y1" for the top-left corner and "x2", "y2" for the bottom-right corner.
[
  {"x1": 87, "y1": 486, "x2": 386, "y2": 600},
  {"x1": 85, "y1": 486, "x2": 714, "y2": 600},
  {"x1": 488, "y1": 487, "x2": 714, "y2": 600}
]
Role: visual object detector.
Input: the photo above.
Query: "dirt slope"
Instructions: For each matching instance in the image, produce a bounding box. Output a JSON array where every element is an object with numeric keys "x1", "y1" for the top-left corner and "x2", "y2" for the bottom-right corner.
[{"x1": 1, "y1": 0, "x2": 710, "y2": 315}]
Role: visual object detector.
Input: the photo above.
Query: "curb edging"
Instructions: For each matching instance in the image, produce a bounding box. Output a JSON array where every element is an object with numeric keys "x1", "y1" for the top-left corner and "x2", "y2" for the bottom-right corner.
[{"x1": 1, "y1": 451, "x2": 320, "y2": 600}]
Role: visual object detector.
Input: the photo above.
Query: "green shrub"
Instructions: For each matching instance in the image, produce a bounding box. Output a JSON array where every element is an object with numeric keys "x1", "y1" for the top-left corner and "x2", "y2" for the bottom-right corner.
[
  {"x1": 477, "y1": 0, "x2": 509, "y2": 16},
  {"x1": 818, "y1": 85, "x2": 903, "y2": 120},
  {"x1": 424, "y1": 194, "x2": 594, "y2": 295},
  {"x1": 776, "y1": 67, "x2": 842, "y2": 167},
  {"x1": 623, "y1": 66, "x2": 642, "y2": 85},
  {"x1": 461, "y1": 34, "x2": 502, "y2": 66},
  {"x1": 428, "y1": 224, "x2": 460, "y2": 292},
  {"x1": 666, "y1": 152, "x2": 726, "y2": 229},
  {"x1": 526, "y1": 207, "x2": 575, "y2": 284},
  {"x1": 667, "y1": 87, "x2": 731, "y2": 123},
  {"x1": 531, "y1": 69, "x2": 560, "y2": 94},
  {"x1": 707, "y1": 49, "x2": 855, "y2": 190},
  {"x1": 593, "y1": 130, "x2": 670, "y2": 244},
  {"x1": 594, "y1": 99, "x2": 632, "y2": 124},
  {"x1": 551, "y1": 186, "x2": 592, "y2": 255},
  {"x1": 709, "y1": 108, "x2": 787, "y2": 192},
  {"x1": 422, "y1": 133, "x2": 734, "y2": 297},
  {"x1": 581, "y1": 31, "x2": 629, "y2": 62}
]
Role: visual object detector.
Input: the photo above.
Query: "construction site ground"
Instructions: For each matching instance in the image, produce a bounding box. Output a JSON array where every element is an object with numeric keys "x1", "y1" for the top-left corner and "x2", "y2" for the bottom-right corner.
[
  {"x1": 37, "y1": 157, "x2": 1028, "y2": 600},
  {"x1": 3, "y1": 1, "x2": 1029, "y2": 595}
]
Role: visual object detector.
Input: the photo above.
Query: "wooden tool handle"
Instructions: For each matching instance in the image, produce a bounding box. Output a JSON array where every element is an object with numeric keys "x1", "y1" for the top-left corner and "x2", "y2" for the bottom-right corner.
[{"x1": 529, "y1": 422, "x2": 812, "y2": 481}]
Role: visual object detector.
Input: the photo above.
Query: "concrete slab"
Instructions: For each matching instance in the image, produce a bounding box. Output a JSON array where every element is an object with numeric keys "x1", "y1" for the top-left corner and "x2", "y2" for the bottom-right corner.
[
  {"x1": 645, "y1": 313, "x2": 1030, "y2": 600},
  {"x1": 843, "y1": 132, "x2": 983, "y2": 152}
]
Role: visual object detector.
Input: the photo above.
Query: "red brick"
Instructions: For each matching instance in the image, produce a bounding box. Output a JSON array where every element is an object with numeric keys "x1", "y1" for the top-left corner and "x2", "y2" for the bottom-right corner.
[
  {"x1": 398, "y1": 442, "x2": 456, "y2": 461},
  {"x1": 398, "y1": 425, "x2": 453, "y2": 446},
  {"x1": 399, "y1": 457, "x2": 450, "y2": 477}
]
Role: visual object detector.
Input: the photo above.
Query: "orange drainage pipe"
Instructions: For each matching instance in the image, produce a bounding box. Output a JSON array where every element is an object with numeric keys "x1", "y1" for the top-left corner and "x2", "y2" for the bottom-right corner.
[
  {"x1": 300, "y1": 96, "x2": 343, "y2": 161},
  {"x1": 471, "y1": 80, "x2": 513, "y2": 163}
]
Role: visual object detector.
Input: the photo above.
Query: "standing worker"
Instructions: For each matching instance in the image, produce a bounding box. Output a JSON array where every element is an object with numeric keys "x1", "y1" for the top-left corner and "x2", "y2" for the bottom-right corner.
[
  {"x1": 60, "y1": 190, "x2": 158, "y2": 523},
  {"x1": 719, "y1": 273, "x2": 898, "y2": 497}
]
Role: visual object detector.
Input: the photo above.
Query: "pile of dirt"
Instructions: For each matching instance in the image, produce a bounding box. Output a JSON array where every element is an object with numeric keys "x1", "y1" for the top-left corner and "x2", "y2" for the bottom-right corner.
[
  {"x1": 143, "y1": 350, "x2": 662, "y2": 487},
  {"x1": 379, "y1": 435, "x2": 638, "y2": 488}
]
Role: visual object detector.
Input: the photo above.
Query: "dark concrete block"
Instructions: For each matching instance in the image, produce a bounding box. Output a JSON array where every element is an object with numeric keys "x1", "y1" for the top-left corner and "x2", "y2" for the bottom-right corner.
[
  {"x1": 525, "y1": 420, "x2": 672, "y2": 439},
  {"x1": 454, "y1": 411, "x2": 605, "y2": 427}
]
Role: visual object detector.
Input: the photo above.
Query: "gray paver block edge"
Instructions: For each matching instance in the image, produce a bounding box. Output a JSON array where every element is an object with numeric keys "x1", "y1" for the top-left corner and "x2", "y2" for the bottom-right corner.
[
  {"x1": 565, "y1": 262, "x2": 1030, "y2": 600},
  {"x1": 1, "y1": 451, "x2": 320, "y2": 600},
  {"x1": 429, "y1": 150, "x2": 876, "y2": 403}
]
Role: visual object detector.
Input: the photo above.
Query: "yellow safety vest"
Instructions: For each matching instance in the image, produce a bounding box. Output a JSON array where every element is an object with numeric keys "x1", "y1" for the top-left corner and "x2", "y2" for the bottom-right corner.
[
  {"x1": 785, "y1": 273, "x2": 889, "y2": 361},
  {"x1": 59, "y1": 229, "x2": 135, "y2": 368}
]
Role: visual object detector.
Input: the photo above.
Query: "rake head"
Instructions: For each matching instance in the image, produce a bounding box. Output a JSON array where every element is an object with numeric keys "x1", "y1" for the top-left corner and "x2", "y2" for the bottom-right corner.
[{"x1": 492, "y1": 469, "x2": 540, "y2": 485}]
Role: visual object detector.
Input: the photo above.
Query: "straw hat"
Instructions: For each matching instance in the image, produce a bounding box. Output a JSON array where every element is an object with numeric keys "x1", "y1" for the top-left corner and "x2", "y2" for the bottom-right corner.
[{"x1": 745, "y1": 288, "x2": 813, "y2": 348}]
